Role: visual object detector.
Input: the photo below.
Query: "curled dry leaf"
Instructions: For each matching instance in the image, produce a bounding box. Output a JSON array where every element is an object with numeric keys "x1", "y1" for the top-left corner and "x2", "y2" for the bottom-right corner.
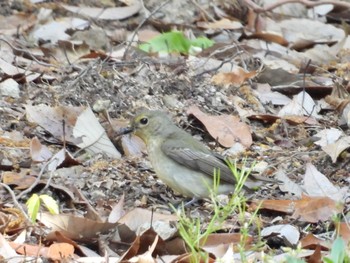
[{"x1": 187, "y1": 106, "x2": 252, "y2": 148}]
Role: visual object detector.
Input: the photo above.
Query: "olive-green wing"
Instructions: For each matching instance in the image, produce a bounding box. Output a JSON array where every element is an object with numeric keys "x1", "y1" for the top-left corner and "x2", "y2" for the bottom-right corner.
[
  {"x1": 161, "y1": 140, "x2": 237, "y2": 184},
  {"x1": 161, "y1": 139, "x2": 279, "y2": 188}
]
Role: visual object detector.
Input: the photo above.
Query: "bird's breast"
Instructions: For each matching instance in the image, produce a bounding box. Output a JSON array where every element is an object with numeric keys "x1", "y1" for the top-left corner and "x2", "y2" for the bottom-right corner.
[{"x1": 145, "y1": 139, "x2": 232, "y2": 197}]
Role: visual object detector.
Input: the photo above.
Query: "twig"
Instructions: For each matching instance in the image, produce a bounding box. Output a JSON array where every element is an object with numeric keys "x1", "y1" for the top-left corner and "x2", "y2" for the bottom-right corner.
[
  {"x1": 190, "y1": 0, "x2": 216, "y2": 22},
  {"x1": 0, "y1": 183, "x2": 31, "y2": 222},
  {"x1": 0, "y1": 38, "x2": 56, "y2": 68},
  {"x1": 194, "y1": 50, "x2": 244, "y2": 77},
  {"x1": 15, "y1": 156, "x2": 58, "y2": 200},
  {"x1": 123, "y1": 0, "x2": 171, "y2": 60}
]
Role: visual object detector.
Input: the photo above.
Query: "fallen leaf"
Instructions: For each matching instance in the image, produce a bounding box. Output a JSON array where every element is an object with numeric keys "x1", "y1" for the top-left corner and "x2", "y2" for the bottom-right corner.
[
  {"x1": 276, "y1": 168, "x2": 302, "y2": 197},
  {"x1": 261, "y1": 224, "x2": 300, "y2": 247},
  {"x1": 292, "y1": 195, "x2": 343, "y2": 223},
  {"x1": 212, "y1": 68, "x2": 258, "y2": 86},
  {"x1": 302, "y1": 163, "x2": 347, "y2": 202},
  {"x1": 187, "y1": 106, "x2": 252, "y2": 148},
  {"x1": 30, "y1": 137, "x2": 52, "y2": 162},
  {"x1": 313, "y1": 128, "x2": 343, "y2": 147},
  {"x1": 62, "y1": 3, "x2": 141, "y2": 20},
  {"x1": 73, "y1": 106, "x2": 121, "y2": 158},
  {"x1": 322, "y1": 136, "x2": 350, "y2": 163},
  {"x1": 300, "y1": 233, "x2": 330, "y2": 250},
  {"x1": 253, "y1": 194, "x2": 343, "y2": 223}
]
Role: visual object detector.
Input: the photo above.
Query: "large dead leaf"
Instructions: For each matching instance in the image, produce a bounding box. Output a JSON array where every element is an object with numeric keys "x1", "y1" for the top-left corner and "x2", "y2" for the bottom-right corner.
[
  {"x1": 253, "y1": 194, "x2": 343, "y2": 223},
  {"x1": 322, "y1": 136, "x2": 350, "y2": 163},
  {"x1": 212, "y1": 67, "x2": 258, "y2": 86},
  {"x1": 26, "y1": 104, "x2": 84, "y2": 144},
  {"x1": 261, "y1": 224, "x2": 300, "y2": 247},
  {"x1": 10, "y1": 241, "x2": 74, "y2": 261},
  {"x1": 73, "y1": 106, "x2": 121, "y2": 158},
  {"x1": 292, "y1": 195, "x2": 343, "y2": 223},
  {"x1": 30, "y1": 18, "x2": 88, "y2": 44},
  {"x1": 0, "y1": 58, "x2": 54, "y2": 82},
  {"x1": 62, "y1": 3, "x2": 141, "y2": 20},
  {"x1": 300, "y1": 233, "x2": 330, "y2": 250},
  {"x1": 302, "y1": 163, "x2": 348, "y2": 202},
  {"x1": 118, "y1": 208, "x2": 178, "y2": 239},
  {"x1": 278, "y1": 91, "x2": 319, "y2": 118},
  {"x1": 313, "y1": 128, "x2": 343, "y2": 147},
  {"x1": 187, "y1": 106, "x2": 252, "y2": 148},
  {"x1": 38, "y1": 213, "x2": 120, "y2": 241}
]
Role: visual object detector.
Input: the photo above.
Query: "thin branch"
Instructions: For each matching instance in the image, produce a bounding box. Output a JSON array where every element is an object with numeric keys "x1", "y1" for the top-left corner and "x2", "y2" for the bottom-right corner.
[{"x1": 0, "y1": 183, "x2": 31, "y2": 223}]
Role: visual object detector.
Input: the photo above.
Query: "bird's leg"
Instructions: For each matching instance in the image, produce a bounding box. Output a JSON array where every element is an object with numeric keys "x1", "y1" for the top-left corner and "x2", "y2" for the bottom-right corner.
[
  {"x1": 183, "y1": 197, "x2": 199, "y2": 207},
  {"x1": 171, "y1": 197, "x2": 201, "y2": 210}
]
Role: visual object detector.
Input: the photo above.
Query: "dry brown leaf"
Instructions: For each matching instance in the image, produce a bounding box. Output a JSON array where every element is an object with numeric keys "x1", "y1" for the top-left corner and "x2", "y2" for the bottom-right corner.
[
  {"x1": 292, "y1": 195, "x2": 343, "y2": 223},
  {"x1": 10, "y1": 242, "x2": 48, "y2": 257},
  {"x1": 248, "y1": 32, "x2": 288, "y2": 46},
  {"x1": 197, "y1": 18, "x2": 243, "y2": 30},
  {"x1": 307, "y1": 245, "x2": 323, "y2": 263},
  {"x1": 2, "y1": 171, "x2": 36, "y2": 190},
  {"x1": 253, "y1": 194, "x2": 343, "y2": 223},
  {"x1": 187, "y1": 106, "x2": 252, "y2": 148},
  {"x1": 335, "y1": 222, "x2": 350, "y2": 243},
  {"x1": 120, "y1": 228, "x2": 165, "y2": 262},
  {"x1": 47, "y1": 243, "x2": 75, "y2": 261},
  {"x1": 212, "y1": 68, "x2": 258, "y2": 86},
  {"x1": 38, "y1": 213, "x2": 119, "y2": 241},
  {"x1": 30, "y1": 137, "x2": 52, "y2": 162},
  {"x1": 300, "y1": 233, "x2": 330, "y2": 250}
]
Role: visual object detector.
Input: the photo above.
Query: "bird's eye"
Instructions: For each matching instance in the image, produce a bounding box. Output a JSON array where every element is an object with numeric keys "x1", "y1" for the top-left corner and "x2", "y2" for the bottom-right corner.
[{"x1": 139, "y1": 117, "x2": 148, "y2": 125}]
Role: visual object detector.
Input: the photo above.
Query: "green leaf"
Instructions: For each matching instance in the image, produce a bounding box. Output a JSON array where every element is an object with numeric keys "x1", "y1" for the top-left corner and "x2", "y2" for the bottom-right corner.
[
  {"x1": 190, "y1": 36, "x2": 214, "y2": 49},
  {"x1": 26, "y1": 194, "x2": 41, "y2": 222},
  {"x1": 139, "y1": 31, "x2": 190, "y2": 54},
  {"x1": 323, "y1": 237, "x2": 347, "y2": 263},
  {"x1": 139, "y1": 31, "x2": 214, "y2": 55},
  {"x1": 285, "y1": 256, "x2": 306, "y2": 263},
  {"x1": 40, "y1": 194, "x2": 59, "y2": 215}
]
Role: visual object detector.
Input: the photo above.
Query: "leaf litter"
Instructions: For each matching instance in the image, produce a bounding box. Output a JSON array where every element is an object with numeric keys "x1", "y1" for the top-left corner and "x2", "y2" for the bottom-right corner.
[{"x1": 0, "y1": 0, "x2": 350, "y2": 261}]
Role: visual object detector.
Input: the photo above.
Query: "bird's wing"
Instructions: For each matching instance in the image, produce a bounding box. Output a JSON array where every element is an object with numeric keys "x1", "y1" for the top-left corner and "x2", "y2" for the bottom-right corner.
[
  {"x1": 161, "y1": 140, "x2": 237, "y2": 184},
  {"x1": 161, "y1": 139, "x2": 279, "y2": 189}
]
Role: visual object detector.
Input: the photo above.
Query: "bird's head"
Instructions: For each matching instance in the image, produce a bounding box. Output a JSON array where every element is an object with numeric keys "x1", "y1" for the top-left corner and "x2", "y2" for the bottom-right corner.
[{"x1": 122, "y1": 110, "x2": 172, "y2": 143}]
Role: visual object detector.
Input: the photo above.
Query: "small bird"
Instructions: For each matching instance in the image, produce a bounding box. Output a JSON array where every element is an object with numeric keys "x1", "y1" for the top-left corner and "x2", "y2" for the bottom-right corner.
[{"x1": 123, "y1": 110, "x2": 277, "y2": 198}]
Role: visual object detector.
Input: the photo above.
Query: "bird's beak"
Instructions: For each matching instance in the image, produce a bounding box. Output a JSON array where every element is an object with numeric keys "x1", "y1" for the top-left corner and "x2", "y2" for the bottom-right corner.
[{"x1": 116, "y1": 126, "x2": 134, "y2": 136}]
